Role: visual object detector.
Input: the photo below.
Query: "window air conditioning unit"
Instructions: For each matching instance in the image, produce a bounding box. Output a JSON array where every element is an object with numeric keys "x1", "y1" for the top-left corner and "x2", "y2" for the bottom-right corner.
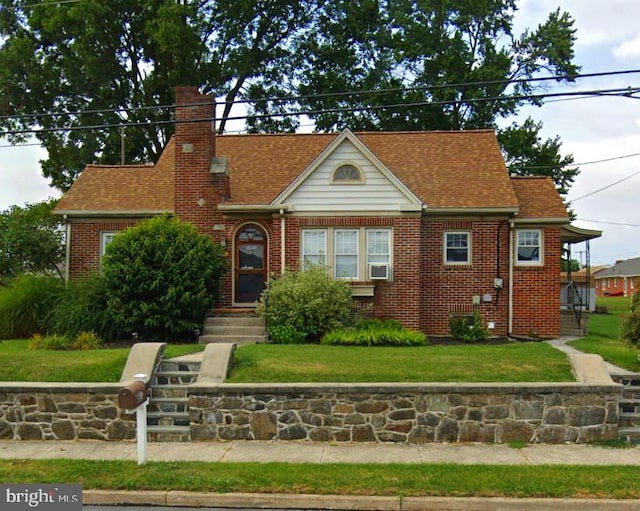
[{"x1": 369, "y1": 264, "x2": 389, "y2": 280}]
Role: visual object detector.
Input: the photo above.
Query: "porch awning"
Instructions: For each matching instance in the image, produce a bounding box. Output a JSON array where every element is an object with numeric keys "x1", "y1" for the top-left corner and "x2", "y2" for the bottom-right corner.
[{"x1": 561, "y1": 224, "x2": 602, "y2": 244}]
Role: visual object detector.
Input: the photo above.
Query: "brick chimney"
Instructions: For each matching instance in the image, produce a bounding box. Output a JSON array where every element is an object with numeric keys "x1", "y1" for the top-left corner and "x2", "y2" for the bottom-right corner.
[{"x1": 173, "y1": 86, "x2": 223, "y2": 234}]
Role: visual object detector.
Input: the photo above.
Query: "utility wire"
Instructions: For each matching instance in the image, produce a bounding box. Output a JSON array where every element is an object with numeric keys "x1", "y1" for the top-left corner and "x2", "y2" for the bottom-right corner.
[
  {"x1": 2, "y1": 68, "x2": 640, "y2": 123},
  {"x1": 510, "y1": 151, "x2": 640, "y2": 171},
  {"x1": 2, "y1": 86, "x2": 639, "y2": 137},
  {"x1": 577, "y1": 219, "x2": 640, "y2": 227},
  {"x1": 571, "y1": 170, "x2": 640, "y2": 202}
]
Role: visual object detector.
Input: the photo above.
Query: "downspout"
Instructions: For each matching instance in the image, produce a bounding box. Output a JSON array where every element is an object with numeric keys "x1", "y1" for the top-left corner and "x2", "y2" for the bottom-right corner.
[
  {"x1": 508, "y1": 219, "x2": 515, "y2": 335},
  {"x1": 64, "y1": 215, "x2": 71, "y2": 283},
  {"x1": 280, "y1": 208, "x2": 286, "y2": 274}
]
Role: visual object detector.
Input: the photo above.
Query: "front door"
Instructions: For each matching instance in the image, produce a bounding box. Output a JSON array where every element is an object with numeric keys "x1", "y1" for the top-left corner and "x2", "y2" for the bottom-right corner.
[{"x1": 234, "y1": 224, "x2": 267, "y2": 304}]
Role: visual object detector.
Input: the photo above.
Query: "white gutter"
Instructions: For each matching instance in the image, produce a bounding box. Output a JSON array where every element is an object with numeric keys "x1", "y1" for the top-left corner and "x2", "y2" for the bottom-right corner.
[
  {"x1": 508, "y1": 219, "x2": 515, "y2": 334},
  {"x1": 280, "y1": 209, "x2": 286, "y2": 274}
]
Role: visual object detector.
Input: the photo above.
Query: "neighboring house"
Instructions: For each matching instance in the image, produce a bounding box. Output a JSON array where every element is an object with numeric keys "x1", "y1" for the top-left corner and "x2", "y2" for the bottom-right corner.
[
  {"x1": 55, "y1": 86, "x2": 573, "y2": 338},
  {"x1": 595, "y1": 257, "x2": 640, "y2": 297}
]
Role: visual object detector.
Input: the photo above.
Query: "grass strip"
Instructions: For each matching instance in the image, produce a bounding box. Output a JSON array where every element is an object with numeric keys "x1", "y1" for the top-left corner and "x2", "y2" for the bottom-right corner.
[
  {"x1": 228, "y1": 343, "x2": 574, "y2": 383},
  {"x1": 0, "y1": 340, "x2": 203, "y2": 382},
  {"x1": 0, "y1": 460, "x2": 638, "y2": 498}
]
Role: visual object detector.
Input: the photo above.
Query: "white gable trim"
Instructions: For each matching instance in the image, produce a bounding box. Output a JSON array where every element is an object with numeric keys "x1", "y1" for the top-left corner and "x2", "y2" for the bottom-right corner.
[{"x1": 272, "y1": 129, "x2": 423, "y2": 207}]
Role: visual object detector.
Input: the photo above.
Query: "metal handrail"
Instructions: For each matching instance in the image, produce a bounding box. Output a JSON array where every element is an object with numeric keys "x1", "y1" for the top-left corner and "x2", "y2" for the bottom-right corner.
[{"x1": 564, "y1": 281, "x2": 584, "y2": 327}]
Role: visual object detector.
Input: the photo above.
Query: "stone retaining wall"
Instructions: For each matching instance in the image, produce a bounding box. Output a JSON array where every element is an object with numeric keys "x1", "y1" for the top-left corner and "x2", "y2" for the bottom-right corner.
[
  {"x1": 187, "y1": 383, "x2": 621, "y2": 444},
  {"x1": 0, "y1": 385, "x2": 135, "y2": 441}
]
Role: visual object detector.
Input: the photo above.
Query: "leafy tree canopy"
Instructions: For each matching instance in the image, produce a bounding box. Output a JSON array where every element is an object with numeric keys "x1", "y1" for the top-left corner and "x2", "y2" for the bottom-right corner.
[
  {"x1": 0, "y1": 0, "x2": 579, "y2": 197},
  {"x1": 0, "y1": 199, "x2": 64, "y2": 283}
]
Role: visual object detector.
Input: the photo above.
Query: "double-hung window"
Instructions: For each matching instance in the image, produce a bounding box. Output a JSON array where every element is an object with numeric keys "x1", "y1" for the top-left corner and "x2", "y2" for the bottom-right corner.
[
  {"x1": 516, "y1": 229, "x2": 542, "y2": 265},
  {"x1": 302, "y1": 230, "x2": 327, "y2": 267},
  {"x1": 367, "y1": 230, "x2": 391, "y2": 278},
  {"x1": 335, "y1": 229, "x2": 359, "y2": 279},
  {"x1": 444, "y1": 232, "x2": 470, "y2": 264}
]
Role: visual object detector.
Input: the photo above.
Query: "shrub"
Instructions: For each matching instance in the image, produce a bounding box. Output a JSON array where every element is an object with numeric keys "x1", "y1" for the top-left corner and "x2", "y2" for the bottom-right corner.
[
  {"x1": 258, "y1": 264, "x2": 353, "y2": 343},
  {"x1": 29, "y1": 333, "x2": 72, "y2": 350},
  {"x1": 321, "y1": 323, "x2": 428, "y2": 347},
  {"x1": 622, "y1": 295, "x2": 640, "y2": 345},
  {"x1": 101, "y1": 216, "x2": 226, "y2": 341},
  {"x1": 47, "y1": 274, "x2": 118, "y2": 340},
  {"x1": 72, "y1": 331, "x2": 103, "y2": 350},
  {"x1": 449, "y1": 311, "x2": 488, "y2": 343},
  {"x1": 268, "y1": 324, "x2": 306, "y2": 344},
  {"x1": 0, "y1": 274, "x2": 64, "y2": 339}
]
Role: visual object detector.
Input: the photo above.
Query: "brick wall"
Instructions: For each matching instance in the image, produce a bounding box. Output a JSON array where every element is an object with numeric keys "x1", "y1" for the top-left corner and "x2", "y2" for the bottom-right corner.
[
  {"x1": 512, "y1": 226, "x2": 562, "y2": 338},
  {"x1": 68, "y1": 220, "x2": 140, "y2": 279},
  {"x1": 421, "y1": 219, "x2": 510, "y2": 336}
]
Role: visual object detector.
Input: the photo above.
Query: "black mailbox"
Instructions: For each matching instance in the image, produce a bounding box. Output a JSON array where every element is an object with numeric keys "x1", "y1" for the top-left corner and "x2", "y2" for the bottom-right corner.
[{"x1": 118, "y1": 380, "x2": 148, "y2": 410}]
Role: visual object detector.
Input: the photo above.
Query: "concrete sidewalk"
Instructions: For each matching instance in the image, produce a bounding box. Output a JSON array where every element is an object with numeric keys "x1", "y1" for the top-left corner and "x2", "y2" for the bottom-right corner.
[
  {"x1": 2, "y1": 439, "x2": 640, "y2": 465},
  {"x1": 3, "y1": 440, "x2": 640, "y2": 510}
]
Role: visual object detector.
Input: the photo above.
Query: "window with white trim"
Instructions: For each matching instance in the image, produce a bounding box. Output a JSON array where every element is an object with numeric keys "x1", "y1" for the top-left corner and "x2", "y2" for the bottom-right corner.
[
  {"x1": 301, "y1": 228, "x2": 392, "y2": 279},
  {"x1": 335, "y1": 229, "x2": 359, "y2": 279},
  {"x1": 332, "y1": 164, "x2": 363, "y2": 183},
  {"x1": 516, "y1": 229, "x2": 542, "y2": 264},
  {"x1": 444, "y1": 231, "x2": 470, "y2": 264},
  {"x1": 101, "y1": 232, "x2": 117, "y2": 256},
  {"x1": 302, "y1": 230, "x2": 326, "y2": 267}
]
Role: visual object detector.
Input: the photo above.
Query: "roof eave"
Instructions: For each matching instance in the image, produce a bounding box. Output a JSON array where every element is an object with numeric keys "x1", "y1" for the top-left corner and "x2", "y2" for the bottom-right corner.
[
  {"x1": 424, "y1": 207, "x2": 519, "y2": 215},
  {"x1": 512, "y1": 217, "x2": 569, "y2": 225},
  {"x1": 55, "y1": 209, "x2": 173, "y2": 218}
]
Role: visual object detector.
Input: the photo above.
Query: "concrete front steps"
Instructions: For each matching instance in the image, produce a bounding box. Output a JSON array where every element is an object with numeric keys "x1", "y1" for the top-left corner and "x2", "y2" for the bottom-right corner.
[
  {"x1": 147, "y1": 357, "x2": 200, "y2": 442},
  {"x1": 560, "y1": 310, "x2": 589, "y2": 337},
  {"x1": 613, "y1": 374, "x2": 640, "y2": 443},
  {"x1": 199, "y1": 310, "x2": 267, "y2": 345}
]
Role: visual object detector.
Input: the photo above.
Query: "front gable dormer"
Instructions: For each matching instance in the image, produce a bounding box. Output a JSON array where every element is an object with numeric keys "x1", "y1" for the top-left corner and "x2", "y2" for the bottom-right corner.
[{"x1": 273, "y1": 130, "x2": 422, "y2": 214}]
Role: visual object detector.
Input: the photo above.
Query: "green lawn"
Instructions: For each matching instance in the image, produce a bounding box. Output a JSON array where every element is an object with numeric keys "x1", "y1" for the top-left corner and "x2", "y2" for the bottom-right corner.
[
  {"x1": 0, "y1": 340, "x2": 203, "y2": 382},
  {"x1": 0, "y1": 459, "x2": 639, "y2": 498},
  {"x1": 569, "y1": 296, "x2": 640, "y2": 372},
  {"x1": 227, "y1": 342, "x2": 574, "y2": 383}
]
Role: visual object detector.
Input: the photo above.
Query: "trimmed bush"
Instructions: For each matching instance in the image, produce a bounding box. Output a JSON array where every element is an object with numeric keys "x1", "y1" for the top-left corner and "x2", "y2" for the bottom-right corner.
[
  {"x1": 101, "y1": 216, "x2": 226, "y2": 341},
  {"x1": 321, "y1": 319, "x2": 428, "y2": 347},
  {"x1": 0, "y1": 274, "x2": 64, "y2": 339},
  {"x1": 72, "y1": 330, "x2": 103, "y2": 350},
  {"x1": 258, "y1": 264, "x2": 353, "y2": 343}
]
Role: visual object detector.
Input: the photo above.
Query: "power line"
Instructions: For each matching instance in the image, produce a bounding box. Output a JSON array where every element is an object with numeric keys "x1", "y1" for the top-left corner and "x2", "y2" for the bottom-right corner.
[
  {"x1": 570, "y1": 170, "x2": 640, "y2": 202},
  {"x1": 0, "y1": 0, "x2": 83, "y2": 10},
  {"x1": 510, "y1": 151, "x2": 640, "y2": 171},
  {"x1": 2, "y1": 85, "x2": 639, "y2": 137},
  {"x1": 578, "y1": 219, "x2": 640, "y2": 227},
  {"x1": 2, "y1": 68, "x2": 640, "y2": 123}
]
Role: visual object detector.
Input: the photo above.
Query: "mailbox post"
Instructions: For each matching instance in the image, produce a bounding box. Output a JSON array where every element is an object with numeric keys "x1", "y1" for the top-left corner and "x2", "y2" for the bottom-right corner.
[{"x1": 118, "y1": 373, "x2": 149, "y2": 465}]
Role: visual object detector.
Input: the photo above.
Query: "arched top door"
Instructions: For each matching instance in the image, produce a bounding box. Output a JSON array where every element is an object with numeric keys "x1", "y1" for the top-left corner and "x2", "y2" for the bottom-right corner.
[{"x1": 234, "y1": 224, "x2": 268, "y2": 304}]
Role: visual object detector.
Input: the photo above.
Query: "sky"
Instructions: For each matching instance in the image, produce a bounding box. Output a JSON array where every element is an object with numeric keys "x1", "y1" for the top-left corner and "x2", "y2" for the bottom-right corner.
[{"x1": 0, "y1": 0, "x2": 639, "y2": 266}]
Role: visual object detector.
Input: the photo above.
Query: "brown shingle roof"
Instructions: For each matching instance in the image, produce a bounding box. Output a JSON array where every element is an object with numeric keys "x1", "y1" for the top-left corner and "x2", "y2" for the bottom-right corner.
[
  {"x1": 55, "y1": 130, "x2": 567, "y2": 218},
  {"x1": 217, "y1": 130, "x2": 519, "y2": 209},
  {"x1": 55, "y1": 138, "x2": 175, "y2": 214},
  {"x1": 510, "y1": 176, "x2": 568, "y2": 220}
]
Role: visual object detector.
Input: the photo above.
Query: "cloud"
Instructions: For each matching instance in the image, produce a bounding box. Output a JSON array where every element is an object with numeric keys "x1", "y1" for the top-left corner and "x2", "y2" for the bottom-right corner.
[{"x1": 613, "y1": 34, "x2": 640, "y2": 60}]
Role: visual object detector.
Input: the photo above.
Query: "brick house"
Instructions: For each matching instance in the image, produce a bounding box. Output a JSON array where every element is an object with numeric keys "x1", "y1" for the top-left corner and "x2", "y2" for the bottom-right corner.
[
  {"x1": 55, "y1": 86, "x2": 571, "y2": 338},
  {"x1": 595, "y1": 257, "x2": 640, "y2": 297}
]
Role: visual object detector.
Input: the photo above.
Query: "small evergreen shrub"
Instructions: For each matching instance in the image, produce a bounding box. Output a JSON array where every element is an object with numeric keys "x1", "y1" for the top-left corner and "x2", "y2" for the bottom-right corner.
[
  {"x1": 101, "y1": 216, "x2": 226, "y2": 341},
  {"x1": 449, "y1": 311, "x2": 489, "y2": 343},
  {"x1": 258, "y1": 264, "x2": 353, "y2": 343},
  {"x1": 321, "y1": 319, "x2": 428, "y2": 347},
  {"x1": 0, "y1": 274, "x2": 64, "y2": 339}
]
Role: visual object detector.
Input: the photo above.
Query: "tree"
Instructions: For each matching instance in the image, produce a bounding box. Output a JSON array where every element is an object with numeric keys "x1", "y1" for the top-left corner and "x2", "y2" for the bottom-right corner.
[
  {"x1": 0, "y1": 0, "x2": 315, "y2": 190},
  {"x1": 0, "y1": 199, "x2": 65, "y2": 283},
  {"x1": 101, "y1": 216, "x2": 225, "y2": 340},
  {"x1": 0, "y1": 0, "x2": 579, "y2": 197}
]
